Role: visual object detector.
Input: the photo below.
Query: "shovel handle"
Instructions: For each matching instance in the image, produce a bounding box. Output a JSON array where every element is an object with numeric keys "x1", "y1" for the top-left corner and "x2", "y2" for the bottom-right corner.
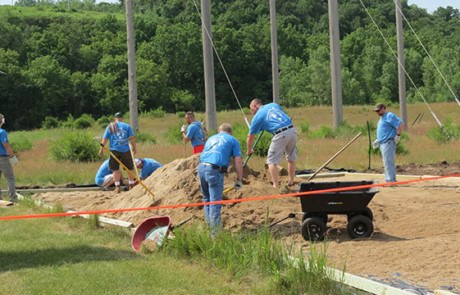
[{"x1": 244, "y1": 131, "x2": 264, "y2": 167}]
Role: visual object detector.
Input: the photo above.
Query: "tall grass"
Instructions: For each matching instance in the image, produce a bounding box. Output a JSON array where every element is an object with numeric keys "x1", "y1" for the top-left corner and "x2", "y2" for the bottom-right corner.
[{"x1": 160, "y1": 224, "x2": 351, "y2": 294}]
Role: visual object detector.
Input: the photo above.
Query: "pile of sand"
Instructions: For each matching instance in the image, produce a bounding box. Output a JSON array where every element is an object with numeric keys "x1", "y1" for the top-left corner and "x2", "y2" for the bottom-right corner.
[{"x1": 36, "y1": 155, "x2": 299, "y2": 229}]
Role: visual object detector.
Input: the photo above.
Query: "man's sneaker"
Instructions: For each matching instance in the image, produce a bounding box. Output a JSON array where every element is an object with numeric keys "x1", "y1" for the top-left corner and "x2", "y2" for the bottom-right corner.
[{"x1": 114, "y1": 186, "x2": 121, "y2": 193}]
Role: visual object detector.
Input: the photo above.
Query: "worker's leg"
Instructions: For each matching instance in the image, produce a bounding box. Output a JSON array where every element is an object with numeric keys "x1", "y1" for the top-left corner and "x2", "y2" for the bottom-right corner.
[
  {"x1": 284, "y1": 129, "x2": 298, "y2": 185},
  {"x1": 268, "y1": 164, "x2": 280, "y2": 188},
  {"x1": 288, "y1": 161, "x2": 296, "y2": 185},
  {"x1": 119, "y1": 151, "x2": 135, "y2": 189},
  {"x1": 0, "y1": 157, "x2": 16, "y2": 202},
  {"x1": 380, "y1": 140, "x2": 397, "y2": 182},
  {"x1": 267, "y1": 134, "x2": 286, "y2": 189}
]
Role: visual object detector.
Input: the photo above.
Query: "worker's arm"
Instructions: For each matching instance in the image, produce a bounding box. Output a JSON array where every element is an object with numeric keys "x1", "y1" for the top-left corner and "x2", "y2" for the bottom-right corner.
[
  {"x1": 182, "y1": 132, "x2": 191, "y2": 142},
  {"x1": 246, "y1": 134, "x2": 255, "y2": 156},
  {"x1": 129, "y1": 136, "x2": 136, "y2": 154},
  {"x1": 234, "y1": 156, "x2": 243, "y2": 181},
  {"x1": 396, "y1": 123, "x2": 403, "y2": 136},
  {"x1": 2, "y1": 142, "x2": 15, "y2": 158},
  {"x1": 98, "y1": 138, "x2": 108, "y2": 157},
  {"x1": 181, "y1": 125, "x2": 191, "y2": 142}
]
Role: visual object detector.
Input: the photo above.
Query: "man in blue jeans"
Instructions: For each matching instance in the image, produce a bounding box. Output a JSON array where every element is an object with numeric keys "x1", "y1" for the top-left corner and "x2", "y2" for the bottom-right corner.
[
  {"x1": 0, "y1": 113, "x2": 18, "y2": 203},
  {"x1": 198, "y1": 123, "x2": 244, "y2": 236},
  {"x1": 373, "y1": 104, "x2": 404, "y2": 182}
]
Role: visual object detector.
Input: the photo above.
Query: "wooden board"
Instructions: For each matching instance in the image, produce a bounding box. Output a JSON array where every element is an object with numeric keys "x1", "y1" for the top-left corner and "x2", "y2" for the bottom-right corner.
[{"x1": 0, "y1": 200, "x2": 14, "y2": 207}]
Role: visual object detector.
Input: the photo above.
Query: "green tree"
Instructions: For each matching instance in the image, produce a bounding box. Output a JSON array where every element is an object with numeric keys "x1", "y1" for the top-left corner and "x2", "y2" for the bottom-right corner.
[{"x1": 23, "y1": 55, "x2": 73, "y2": 118}]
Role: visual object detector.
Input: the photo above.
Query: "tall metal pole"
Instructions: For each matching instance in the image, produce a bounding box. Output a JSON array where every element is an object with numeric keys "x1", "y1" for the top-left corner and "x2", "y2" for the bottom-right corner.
[
  {"x1": 269, "y1": 0, "x2": 280, "y2": 104},
  {"x1": 328, "y1": 0, "x2": 343, "y2": 129},
  {"x1": 396, "y1": 0, "x2": 408, "y2": 130},
  {"x1": 125, "y1": 0, "x2": 139, "y2": 131},
  {"x1": 201, "y1": 0, "x2": 217, "y2": 133}
]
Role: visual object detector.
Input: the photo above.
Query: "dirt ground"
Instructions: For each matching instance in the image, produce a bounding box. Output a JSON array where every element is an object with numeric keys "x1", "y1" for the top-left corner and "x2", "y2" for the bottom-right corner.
[{"x1": 33, "y1": 155, "x2": 460, "y2": 293}]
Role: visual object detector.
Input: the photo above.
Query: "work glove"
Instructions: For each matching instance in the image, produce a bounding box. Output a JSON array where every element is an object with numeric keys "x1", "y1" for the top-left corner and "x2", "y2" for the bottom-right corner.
[
  {"x1": 372, "y1": 139, "x2": 380, "y2": 149},
  {"x1": 394, "y1": 135, "x2": 401, "y2": 145},
  {"x1": 9, "y1": 155, "x2": 19, "y2": 165},
  {"x1": 234, "y1": 180, "x2": 243, "y2": 190},
  {"x1": 181, "y1": 124, "x2": 187, "y2": 133}
]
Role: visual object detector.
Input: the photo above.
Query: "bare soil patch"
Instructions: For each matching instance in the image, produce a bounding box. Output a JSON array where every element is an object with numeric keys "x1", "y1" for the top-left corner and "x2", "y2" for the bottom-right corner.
[{"x1": 33, "y1": 156, "x2": 460, "y2": 292}]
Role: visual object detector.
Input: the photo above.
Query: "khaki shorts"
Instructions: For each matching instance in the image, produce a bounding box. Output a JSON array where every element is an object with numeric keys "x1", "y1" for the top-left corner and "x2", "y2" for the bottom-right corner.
[
  {"x1": 266, "y1": 128, "x2": 298, "y2": 165},
  {"x1": 109, "y1": 150, "x2": 134, "y2": 171}
]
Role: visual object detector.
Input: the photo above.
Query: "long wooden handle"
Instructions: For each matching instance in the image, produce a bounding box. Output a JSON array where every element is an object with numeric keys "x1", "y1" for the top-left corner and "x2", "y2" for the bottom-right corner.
[
  {"x1": 307, "y1": 132, "x2": 362, "y2": 181},
  {"x1": 100, "y1": 144, "x2": 156, "y2": 199}
]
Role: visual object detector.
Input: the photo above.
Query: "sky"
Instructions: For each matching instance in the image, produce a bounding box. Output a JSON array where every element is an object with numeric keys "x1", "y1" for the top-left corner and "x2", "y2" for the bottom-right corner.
[
  {"x1": 407, "y1": 0, "x2": 460, "y2": 12},
  {"x1": 0, "y1": 0, "x2": 459, "y2": 13}
]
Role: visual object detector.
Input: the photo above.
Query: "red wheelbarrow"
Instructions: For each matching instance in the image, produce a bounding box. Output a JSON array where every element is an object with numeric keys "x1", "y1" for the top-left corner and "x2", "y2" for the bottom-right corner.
[{"x1": 131, "y1": 215, "x2": 172, "y2": 252}]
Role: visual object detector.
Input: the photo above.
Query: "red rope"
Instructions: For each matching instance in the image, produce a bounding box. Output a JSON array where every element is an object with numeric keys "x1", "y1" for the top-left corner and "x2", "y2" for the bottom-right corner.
[{"x1": 1, "y1": 173, "x2": 458, "y2": 221}]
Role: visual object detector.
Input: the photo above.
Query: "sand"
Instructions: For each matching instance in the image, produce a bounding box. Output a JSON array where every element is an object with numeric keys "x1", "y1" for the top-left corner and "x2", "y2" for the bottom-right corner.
[{"x1": 33, "y1": 155, "x2": 460, "y2": 293}]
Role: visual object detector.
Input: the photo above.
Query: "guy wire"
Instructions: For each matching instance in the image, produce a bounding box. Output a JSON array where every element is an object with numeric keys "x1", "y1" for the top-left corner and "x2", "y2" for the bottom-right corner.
[
  {"x1": 358, "y1": 0, "x2": 450, "y2": 137},
  {"x1": 393, "y1": 0, "x2": 460, "y2": 108},
  {"x1": 191, "y1": 0, "x2": 250, "y2": 128}
]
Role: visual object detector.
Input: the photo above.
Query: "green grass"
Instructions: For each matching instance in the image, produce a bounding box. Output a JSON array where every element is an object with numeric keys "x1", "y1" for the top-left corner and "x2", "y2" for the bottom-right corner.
[
  {"x1": 0, "y1": 201, "x2": 358, "y2": 295},
  {"x1": 0, "y1": 202, "x2": 272, "y2": 295}
]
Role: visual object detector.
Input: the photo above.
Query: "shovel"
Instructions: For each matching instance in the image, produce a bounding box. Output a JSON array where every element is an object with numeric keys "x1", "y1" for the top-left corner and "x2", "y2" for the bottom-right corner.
[{"x1": 223, "y1": 131, "x2": 265, "y2": 194}]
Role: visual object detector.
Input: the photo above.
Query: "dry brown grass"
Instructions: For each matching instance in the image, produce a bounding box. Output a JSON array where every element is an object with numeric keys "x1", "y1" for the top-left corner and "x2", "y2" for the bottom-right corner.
[{"x1": 11, "y1": 102, "x2": 459, "y2": 186}]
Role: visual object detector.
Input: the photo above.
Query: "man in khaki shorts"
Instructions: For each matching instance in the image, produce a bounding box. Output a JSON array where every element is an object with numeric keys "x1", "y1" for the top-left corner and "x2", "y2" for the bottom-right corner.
[{"x1": 246, "y1": 99, "x2": 297, "y2": 189}]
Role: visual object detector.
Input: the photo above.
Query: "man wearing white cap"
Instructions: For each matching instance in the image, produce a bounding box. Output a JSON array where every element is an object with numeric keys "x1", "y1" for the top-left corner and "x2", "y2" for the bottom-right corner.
[{"x1": 134, "y1": 158, "x2": 163, "y2": 181}]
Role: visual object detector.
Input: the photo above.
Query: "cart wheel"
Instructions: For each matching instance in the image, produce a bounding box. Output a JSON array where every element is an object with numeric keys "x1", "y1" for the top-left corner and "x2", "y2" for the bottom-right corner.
[
  {"x1": 301, "y1": 217, "x2": 326, "y2": 242},
  {"x1": 302, "y1": 213, "x2": 328, "y2": 224},
  {"x1": 347, "y1": 215, "x2": 373, "y2": 239},
  {"x1": 347, "y1": 207, "x2": 373, "y2": 222},
  {"x1": 363, "y1": 207, "x2": 374, "y2": 221}
]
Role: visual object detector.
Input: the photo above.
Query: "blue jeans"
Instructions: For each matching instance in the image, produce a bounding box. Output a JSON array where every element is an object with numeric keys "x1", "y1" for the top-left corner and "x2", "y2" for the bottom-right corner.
[
  {"x1": 0, "y1": 157, "x2": 16, "y2": 202},
  {"x1": 198, "y1": 164, "x2": 224, "y2": 232},
  {"x1": 380, "y1": 139, "x2": 396, "y2": 182}
]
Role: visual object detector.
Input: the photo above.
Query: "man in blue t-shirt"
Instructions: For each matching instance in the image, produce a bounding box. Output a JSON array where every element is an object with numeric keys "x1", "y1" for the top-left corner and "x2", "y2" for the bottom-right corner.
[
  {"x1": 98, "y1": 112, "x2": 137, "y2": 193},
  {"x1": 373, "y1": 103, "x2": 403, "y2": 182},
  {"x1": 0, "y1": 113, "x2": 18, "y2": 203},
  {"x1": 247, "y1": 98, "x2": 298, "y2": 189},
  {"x1": 198, "y1": 123, "x2": 243, "y2": 235},
  {"x1": 134, "y1": 158, "x2": 163, "y2": 180},
  {"x1": 181, "y1": 111, "x2": 205, "y2": 154}
]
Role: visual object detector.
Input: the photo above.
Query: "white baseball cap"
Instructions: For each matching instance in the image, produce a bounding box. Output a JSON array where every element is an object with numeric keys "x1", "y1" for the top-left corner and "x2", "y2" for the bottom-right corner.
[{"x1": 135, "y1": 158, "x2": 142, "y2": 167}]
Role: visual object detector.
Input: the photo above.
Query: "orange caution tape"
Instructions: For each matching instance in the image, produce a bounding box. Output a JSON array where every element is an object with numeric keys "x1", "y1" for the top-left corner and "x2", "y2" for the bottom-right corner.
[{"x1": 1, "y1": 173, "x2": 458, "y2": 221}]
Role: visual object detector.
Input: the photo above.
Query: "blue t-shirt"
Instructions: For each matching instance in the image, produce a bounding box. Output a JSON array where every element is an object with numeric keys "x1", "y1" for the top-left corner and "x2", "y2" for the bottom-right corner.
[
  {"x1": 377, "y1": 112, "x2": 402, "y2": 143},
  {"x1": 0, "y1": 128, "x2": 9, "y2": 156},
  {"x1": 102, "y1": 121, "x2": 135, "y2": 152},
  {"x1": 186, "y1": 121, "x2": 205, "y2": 147},
  {"x1": 95, "y1": 159, "x2": 111, "y2": 186},
  {"x1": 139, "y1": 158, "x2": 163, "y2": 180},
  {"x1": 249, "y1": 103, "x2": 292, "y2": 135},
  {"x1": 199, "y1": 132, "x2": 242, "y2": 167}
]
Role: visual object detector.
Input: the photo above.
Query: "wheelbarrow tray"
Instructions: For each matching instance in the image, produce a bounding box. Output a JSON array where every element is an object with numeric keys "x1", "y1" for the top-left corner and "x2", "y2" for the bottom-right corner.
[
  {"x1": 299, "y1": 181, "x2": 377, "y2": 215},
  {"x1": 131, "y1": 215, "x2": 172, "y2": 252}
]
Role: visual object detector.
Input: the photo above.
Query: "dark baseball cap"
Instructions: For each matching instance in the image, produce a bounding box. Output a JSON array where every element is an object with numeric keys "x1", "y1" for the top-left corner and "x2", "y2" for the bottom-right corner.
[
  {"x1": 114, "y1": 112, "x2": 123, "y2": 118},
  {"x1": 373, "y1": 103, "x2": 386, "y2": 111}
]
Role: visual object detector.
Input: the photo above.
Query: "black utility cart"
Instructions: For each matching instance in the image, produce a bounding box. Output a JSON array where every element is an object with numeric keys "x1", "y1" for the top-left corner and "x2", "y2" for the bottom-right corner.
[{"x1": 298, "y1": 181, "x2": 378, "y2": 242}]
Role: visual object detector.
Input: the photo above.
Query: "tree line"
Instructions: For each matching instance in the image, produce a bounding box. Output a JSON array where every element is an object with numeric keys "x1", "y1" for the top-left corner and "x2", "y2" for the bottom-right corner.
[{"x1": 1, "y1": 0, "x2": 459, "y2": 130}]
